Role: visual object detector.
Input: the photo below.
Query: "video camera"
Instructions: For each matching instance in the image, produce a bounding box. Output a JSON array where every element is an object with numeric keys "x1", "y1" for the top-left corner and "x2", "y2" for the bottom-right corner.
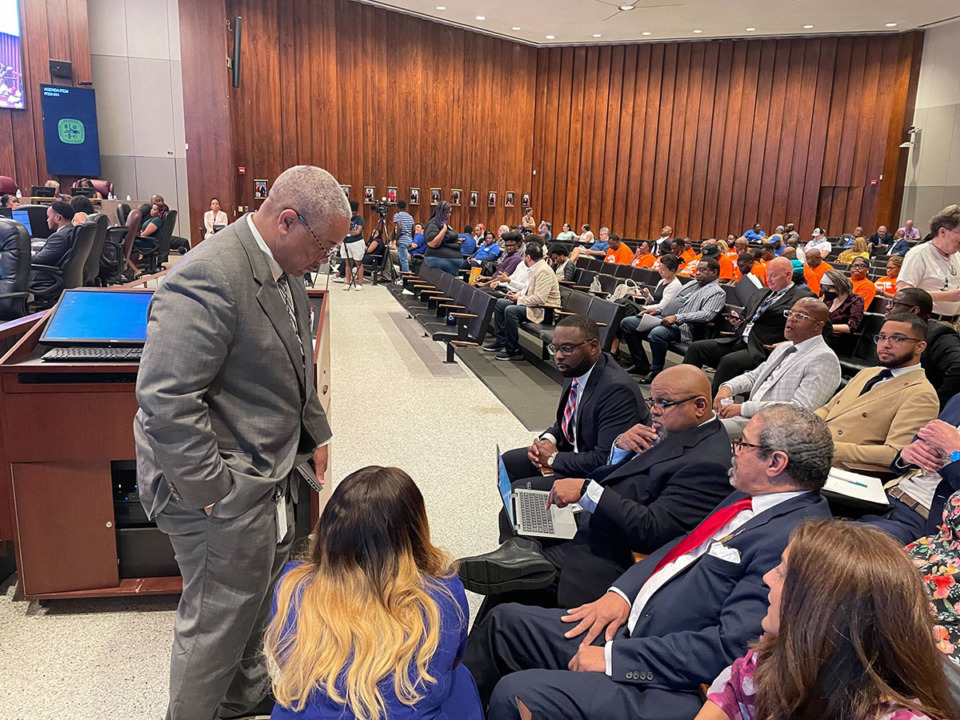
[{"x1": 371, "y1": 198, "x2": 390, "y2": 216}]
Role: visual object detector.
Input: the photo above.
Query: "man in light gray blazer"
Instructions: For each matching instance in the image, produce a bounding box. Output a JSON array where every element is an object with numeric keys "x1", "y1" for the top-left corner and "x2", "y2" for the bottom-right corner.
[
  {"x1": 713, "y1": 297, "x2": 841, "y2": 438},
  {"x1": 134, "y1": 166, "x2": 349, "y2": 720}
]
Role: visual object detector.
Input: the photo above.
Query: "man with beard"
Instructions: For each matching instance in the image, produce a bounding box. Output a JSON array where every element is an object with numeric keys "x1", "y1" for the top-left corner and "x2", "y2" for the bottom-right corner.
[{"x1": 459, "y1": 365, "x2": 733, "y2": 617}]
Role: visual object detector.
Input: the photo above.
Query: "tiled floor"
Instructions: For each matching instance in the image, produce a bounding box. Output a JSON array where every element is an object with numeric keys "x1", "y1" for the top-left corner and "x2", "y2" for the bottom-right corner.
[{"x1": 0, "y1": 282, "x2": 536, "y2": 718}]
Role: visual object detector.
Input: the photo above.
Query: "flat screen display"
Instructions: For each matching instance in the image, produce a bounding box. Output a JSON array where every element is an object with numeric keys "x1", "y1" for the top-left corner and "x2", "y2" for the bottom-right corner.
[
  {"x1": 42, "y1": 290, "x2": 153, "y2": 345},
  {"x1": 11, "y1": 208, "x2": 31, "y2": 236},
  {"x1": 40, "y1": 84, "x2": 101, "y2": 176},
  {"x1": 0, "y1": 0, "x2": 24, "y2": 110}
]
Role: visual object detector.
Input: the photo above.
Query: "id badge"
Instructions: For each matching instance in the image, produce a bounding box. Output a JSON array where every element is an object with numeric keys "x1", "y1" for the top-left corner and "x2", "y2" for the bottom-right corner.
[{"x1": 276, "y1": 492, "x2": 288, "y2": 543}]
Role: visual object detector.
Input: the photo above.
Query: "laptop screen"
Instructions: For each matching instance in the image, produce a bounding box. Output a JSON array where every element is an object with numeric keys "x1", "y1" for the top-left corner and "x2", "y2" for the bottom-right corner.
[
  {"x1": 12, "y1": 209, "x2": 31, "y2": 236},
  {"x1": 498, "y1": 447, "x2": 515, "y2": 527},
  {"x1": 41, "y1": 290, "x2": 153, "y2": 345}
]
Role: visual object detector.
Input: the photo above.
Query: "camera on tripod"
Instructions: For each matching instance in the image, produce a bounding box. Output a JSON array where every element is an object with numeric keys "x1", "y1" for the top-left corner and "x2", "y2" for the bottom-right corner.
[{"x1": 371, "y1": 198, "x2": 390, "y2": 216}]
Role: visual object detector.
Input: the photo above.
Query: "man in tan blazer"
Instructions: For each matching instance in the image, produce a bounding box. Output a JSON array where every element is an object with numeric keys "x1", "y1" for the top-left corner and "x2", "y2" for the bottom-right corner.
[
  {"x1": 485, "y1": 241, "x2": 561, "y2": 360},
  {"x1": 815, "y1": 314, "x2": 939, "y2": 469}
]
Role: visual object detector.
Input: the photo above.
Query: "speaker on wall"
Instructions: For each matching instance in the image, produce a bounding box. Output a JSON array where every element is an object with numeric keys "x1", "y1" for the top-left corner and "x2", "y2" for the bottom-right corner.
[
  {"x1": 232, "y1": 16, "x2": 242, "y2": 88},
  {"x1": 49, "y1": 59, "x2": 72, "y2": 80}
]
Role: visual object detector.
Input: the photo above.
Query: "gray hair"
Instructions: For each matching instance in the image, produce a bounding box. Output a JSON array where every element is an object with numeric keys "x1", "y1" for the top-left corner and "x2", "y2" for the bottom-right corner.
[
  {"x1": 753, "y1": 405, "x2": 833, "y2": 491},
  {"x1": 776, "y1": 225, "x2": 785, "y2": 233},
  {"x1": 268, "y1": 165, "x2": 350, "y2": 231}
]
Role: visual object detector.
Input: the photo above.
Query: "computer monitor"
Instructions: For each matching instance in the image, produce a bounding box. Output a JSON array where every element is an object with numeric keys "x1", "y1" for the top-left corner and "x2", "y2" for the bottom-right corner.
[
  {"x1": 40, "y1": 289, "x2": 154, "y2": 346},
  {"x1": 30, "y1": 186, "x2": 55, "y2": 198},
  {"x1": 70, "y1": 186, "x2": 95, "y2": 198},
  {"x1": 11, "y1": 209, "x2": 32, "y2": 236}
]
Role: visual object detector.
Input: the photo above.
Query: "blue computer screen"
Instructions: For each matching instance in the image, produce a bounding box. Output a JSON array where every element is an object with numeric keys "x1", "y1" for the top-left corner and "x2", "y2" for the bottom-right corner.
[
  {"x1": 498, "y1": 450, "x2": 515, "y2": 526},
  {"x1": 43, "y1": 290, "x2": 152, "y2": 343},
  {"x1": 11, "y1": 208, "x2": 31, "y2": 236}
]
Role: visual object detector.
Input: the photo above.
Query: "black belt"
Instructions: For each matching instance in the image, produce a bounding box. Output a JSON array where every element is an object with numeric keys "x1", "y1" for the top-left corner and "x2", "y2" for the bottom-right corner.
[
  {"x1": 931, "y1": 313, "x2": 959, "y2": 322},
  {"x1": 888, "y1": 486, "x2": 930, "y2": 519}
]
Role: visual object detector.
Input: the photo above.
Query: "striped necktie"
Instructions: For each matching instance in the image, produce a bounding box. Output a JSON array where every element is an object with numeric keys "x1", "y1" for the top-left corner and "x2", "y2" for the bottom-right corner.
[
  {"x1": 561, "y1": 378, "x2": 580, "y2": 444},
  {"x1": 276, "y1": 274, "x2": 304, "y2": 368}
]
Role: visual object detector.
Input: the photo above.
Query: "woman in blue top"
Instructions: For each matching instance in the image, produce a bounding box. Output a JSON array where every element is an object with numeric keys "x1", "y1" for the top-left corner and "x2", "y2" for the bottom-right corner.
[{"x1": 264, "y1": 466, "x2": 483, "y2": 720}]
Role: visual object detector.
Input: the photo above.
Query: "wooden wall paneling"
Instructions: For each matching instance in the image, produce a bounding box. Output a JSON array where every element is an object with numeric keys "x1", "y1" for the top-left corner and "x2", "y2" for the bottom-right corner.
[
  {"x1": 588, "y1": 46, "x2": 612, "y2": 227},
  {"x1": 531, "y1": 49, "x2": 549, "y2": 217},
  {"x1": 727, "y1": 41, "x2": 762, "y2": 237},
  {"x1": 624, "y1": 44, "x2": 650, "y2": 235},
  {"x1": 574, "y1": 47, "x2": 599, "y2": 230},
  {"x1": 714, "y1": 41, "x2": 746, "y2": 238},
  {"x1": 770, "y1": 41, "x2": 804, "y2": 229},
  {"x1": 687, "y1": 42, "x2": 719, "y2": 241},
  {"x1": 757, "y1": 41, "x2": 790, "y2": 228},
  {"x1": 552, "y1": 48, "x2": 575, "y2": 227},
  {"x1": 818, "y1": 188, "x2": 834, "y2": 234},
  {"x1": 565, "y1": 46, "x2": 588, "y2": 229},
  {"x1": 662, "y1": 42, "x2": 690, "y2": 234},
  {"x1": 828, "y1": 187, "x2": 849, "y2": 233},
  {"x1": 640, "y1": 43, "x2": 666, "y2": 237},
  {"x1": 20, "y1": 0, "x2": 51, "y2": 185},
  {"x1": 674, "y1": 42, "x2": 702, "y2": 237},
  {"x1": 820, "y1": 37, "x2": 853, "y2": 190},
  {"x1": 786, "y1": 40, "x2": 822, "y2": 228},
  {"x1": 801, "y1": 38, "x2": 837, "y2": 234},
  {"x1": 854, "y1": 47, "x2": 886, "y2": 227},
  {"x1": 311, "y1": 0, "x2": 340, "y2": 171},
  {"x1": 44, "y1": 0, "x2": 70, "y2": 70},
  {"x1": 612, "y1": 44, "x2": 636, "y2": 234},
  {"x1": 65, "y1": 0, "x2": 92, "y2": 83},
  {"x1": 834, "y1": 42, "x2": 867, "y2": 189},
  {"x1": 518, "y1": 42, "x2": 536, "y2": 222},
  {"x1": 701, "y1": 41, "x2": 733, "y2": 238},
  {"x1": 862, "y1": 36, "x2": 901, "y2": 226},
  {"x1": 277, "y1": 5, "x2": 298, "y2": 171},
  {"x1": 600, "y1": 44, "x2": 625, "y2": 231},
  {"x1": 336, "y1": 0, "x2": 363, "y2": 200},
  {"x1": 741, "y1": 40, "x2": 776, "y2": 233},
  {"x1": 540, "y1": 48, "x2": 561, "y2": 227},
  {"x1": 650, "y1": 43, "x2": 677, "y2": 234}
]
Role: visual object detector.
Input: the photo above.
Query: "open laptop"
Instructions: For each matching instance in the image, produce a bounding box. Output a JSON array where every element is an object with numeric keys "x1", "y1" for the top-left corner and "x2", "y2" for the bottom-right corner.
[
  {"x1": 498, "y1": 446, "x2": 578, "y2": 540},
  {"x1": 40, "y1": 289, "x2": 153, "y2": 362}
]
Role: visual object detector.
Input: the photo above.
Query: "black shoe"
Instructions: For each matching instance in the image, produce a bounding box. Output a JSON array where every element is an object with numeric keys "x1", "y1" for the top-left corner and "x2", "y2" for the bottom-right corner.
[
  {"x1": 458, "y1": 537, "x2": 558, "y2": 595},
  {"x1": 638, "y1": 370, "x2": 660, "y2": 384},
  {"x1": 495, "y1": 349, "x2": 524, "y2": 361},
  {"x1": 220, "y1": 694, "x2": 275, "y2": 719},
  {"x1": 483, "y1": 342, "x2": 504, "y2": 352},
  {"x1": 624, "y1": 364, "x2": 651, "y2": 375}
]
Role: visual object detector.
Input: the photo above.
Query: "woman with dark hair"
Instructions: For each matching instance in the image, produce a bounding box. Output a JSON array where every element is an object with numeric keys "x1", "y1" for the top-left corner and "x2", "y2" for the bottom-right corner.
[
  {"x1": 70, "y1": 195, "x2": 96, "y2": 225},
  {"x1": 264, "y1": 466, "x2": 482, "y2": 720},
  {"x1": 77, "y1": 177, "x2": 103, "y2": 199},
  {"x1": 204, "y1": 197, "x2": 228, "y2": 238},
  {"x1": 423, "y1": 200, "x2": 462, "y2": 276},
  {"x1": 819, "y1": 268, "x2": 864, "y2": 335},
  {"x1": 134, "y1": 202, "x2": 169, "y2": 253},
  {"x1": 699, "y1": 520, "x2": 956, "y2": 720},
  {"x1": 0, "y1": 193, "x2": 18, "y2": 209}
]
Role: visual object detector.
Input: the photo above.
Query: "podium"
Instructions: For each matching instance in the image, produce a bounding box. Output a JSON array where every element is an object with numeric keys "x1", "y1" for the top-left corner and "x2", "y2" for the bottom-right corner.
[{"x1": 0, "y1": 289, "x2": 331, "y2": 601}]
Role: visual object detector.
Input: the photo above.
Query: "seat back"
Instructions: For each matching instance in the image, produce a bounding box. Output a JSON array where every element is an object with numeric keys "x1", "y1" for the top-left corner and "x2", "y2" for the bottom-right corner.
[
  {"x1": 587, "y1": 296, "x2": 626, "y2": 351},
  {"x1": 598, "y1": 262, "x2": 617, "y2": 276},
  {"x1": 0, "y1": 219, "x2": 30, "y2": 320},
  {"x1": 734, "y1": 276, "x2": 763, "y2": 306},
  {"x1": 72, "y1": 179, "x2": 114, "y2": 197},
  {"x1": 62, "y1": 221, "x2": 97, "y2": 291},
  {"x1": 0, "y1": 176, "x2": 17, "y2": 195},
  {"x1": 16, "y1": 204, "x2": 54, "y2": 239},
  {"x1": 83, "y1": 214, "x2": 109, "y2": 285},
  {"x1": 613, "y1": 264, "x2": 633, "y2": 278},
  {"x1": 597, "y1": 273, "x2": 618, "y2": 296},
  {"x1": 464, "y1": 287, "x2": 496, "y2": 343},
  {"x1": 850, "y1": 313, "x2": 885, "y2": 365},
  {"x1": 154, "y1": 209, "x2": 178, "y2": 264},
  {"x1": 116, "y1": 202, "x2": 131, "y2": 225},
  {"x1": 563, "y1": 289, "x2": 593, "y2": 317}
]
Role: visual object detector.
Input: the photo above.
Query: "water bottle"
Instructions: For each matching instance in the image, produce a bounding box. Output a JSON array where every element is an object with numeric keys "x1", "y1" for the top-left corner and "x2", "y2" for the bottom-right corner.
[
  {"x1": 126, "y1": 194, "x2": 131, "y2": 201},
  {"x1": 15, "y1": 189, "x2": 21, "y2": 198}
]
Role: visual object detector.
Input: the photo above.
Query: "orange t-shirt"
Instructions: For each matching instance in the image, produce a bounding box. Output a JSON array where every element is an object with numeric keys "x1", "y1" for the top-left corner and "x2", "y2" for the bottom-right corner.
[
  {"x1": 852, "y1": 277, "x2": 877, "y2": 309},
  {"x1": 678, "y1": 254, "x2": 701, "y2": 277},
  {"x1": 751, "y1": 261, "x2": 767, "y2": 285},
  {"x1": 632, "y1": 253, "x2": 655, "y2": 268},
  {"x1": 681, "y1": 249, "x2": 697, "y2": 263},
  {"x1": 725, "y1": 250, "x2": 739, "y2": 261},
  {"x1": 680, "y1": 253, "x2": 733, "y2": 280},
  {"x1": 605, "y1": 243, "x2": 634, "y2": 265},
  {"x1": 718, "y1": 254, "x2": 734, "y2": 281},
  {"x1": 803, "y1": 262, "x2": 834, "y2": 294},
  {"x1": 732, "y1": 267, "x2": 766, "y2": 286},
  {"x1": 875, "y1": 276, "x2": 896, "y2": 296}
]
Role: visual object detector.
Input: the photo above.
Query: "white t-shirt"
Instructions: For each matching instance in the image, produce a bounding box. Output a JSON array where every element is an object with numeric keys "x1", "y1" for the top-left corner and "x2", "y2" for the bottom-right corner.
[{"x1": 898, "y1": 242, "x2": 960, "y2": 316}]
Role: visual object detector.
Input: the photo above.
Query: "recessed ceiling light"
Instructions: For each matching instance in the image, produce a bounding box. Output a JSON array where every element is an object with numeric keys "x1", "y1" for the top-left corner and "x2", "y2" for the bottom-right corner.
[
  {"x1": 545, "y1": 34, "x2": 555, "y2": 39},
  {"x1": 693, "y1": 29, "x2": 703, "y2": 33},
  {"x1": 802, "y1": 24, "x2": 814, "y2": 29},
  {"x1": 512, "y1": 26, "x2": 522, "y2": 30},
  {"x1": 885, "y1": 22, "x2": 898, "y2": 27},
  {"x1": 475, "y1": 15, "x2": 485, "y2": 20},
  {"x1": 620, "y1": 4, "x2": 635, "y2": 10},
  {"x1": 745, "y1": 27, "x2": 756, "y2": 31},
  {"x1": 435, "y1": 5, "x2": 445, "y2": 9},
  {"x1": 641, "y1": 31, "x2": 652, "y2": 36},
  {"x1": 592, "y1": 33, "x2": 602, "y2": 38}
]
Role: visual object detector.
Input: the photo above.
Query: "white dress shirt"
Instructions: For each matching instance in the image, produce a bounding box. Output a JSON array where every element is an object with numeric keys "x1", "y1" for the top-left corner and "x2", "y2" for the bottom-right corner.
[
  {"x1": 602, "y1": 490, "x2": 809, "y2": 675},
  {"x1": 540, "y1": 361, "x2": 596, "y2": 454}
]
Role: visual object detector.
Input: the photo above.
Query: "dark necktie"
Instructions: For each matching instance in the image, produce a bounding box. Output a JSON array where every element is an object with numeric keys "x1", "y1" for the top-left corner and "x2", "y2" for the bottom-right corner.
[
  {"x1": 561, "y1": 378, "x2": 580, "y2": 444},
  {"x1": 276, "y1": 274, "x2": 304, "y2": 368},
  {"x1": 859, "y1": 369, "x2": 894, "y2": 396},
  {"x1": 742, "y1": 290, "x2": 784, "y2": 340}
]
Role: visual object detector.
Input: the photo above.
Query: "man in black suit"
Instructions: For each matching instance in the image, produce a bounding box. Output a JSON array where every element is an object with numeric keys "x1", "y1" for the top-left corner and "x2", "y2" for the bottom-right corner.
[
  {"x1": 682, "y1": 256, "x2": 814, "y2": 393},
  {"x1": 30, "y1": 200, "x2": 76, "y2": 270},
  {"x1": 460, "y1": 365, "x2": 733, "y2": 613},
  {"x1": 500, "y1": 314, "x2": 648, "y2": 482},
  {"x1": 464, "y1": 404, "x2": 834, "y2": 720},
  {"x1": 870, "y1": 224, "x2": 895, "y2": 251}
]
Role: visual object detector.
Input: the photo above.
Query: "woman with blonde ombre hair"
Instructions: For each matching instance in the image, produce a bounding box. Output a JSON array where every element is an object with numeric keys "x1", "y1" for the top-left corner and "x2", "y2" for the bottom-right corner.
[
  {"x1": 697, "y1": 521, "x2": 957, "y2": 720},
  {"x1": 264, "y1": 466, "x2": 482, "y2": 720}
]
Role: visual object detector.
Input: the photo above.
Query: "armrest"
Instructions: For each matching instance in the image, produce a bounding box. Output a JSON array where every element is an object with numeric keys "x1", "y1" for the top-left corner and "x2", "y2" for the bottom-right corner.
[
  {"x1": 555, "y1": 310, "x2": 576, "y2": 317},
  {"x1": 840, "y1": 461, "x2": 897, "y2": 481},
  {"x1": 589, "y1": 290, "x2": 609, "y2": 297},
  {"x1": 420, "y1": 290, "x2": 443, "y2": 296},
  {"x1": 30, "y1": 264, "x2": 62, "y2": 274},
  {"x1": 449, "y1": 340, "x2": 480, "y2": 347},
  {"x1": 558, "y1": 280, "x2": 576, "y2": 286},
  {"x1": 449, "y1": 313, "x2": 478, "y2": 319},
  {"x1": 439, "y1": 304, "x2": 465, "y2": 310}
]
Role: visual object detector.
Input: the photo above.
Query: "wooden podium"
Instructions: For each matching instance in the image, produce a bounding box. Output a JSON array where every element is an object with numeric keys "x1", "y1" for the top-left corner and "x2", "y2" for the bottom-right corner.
[{"x1": 0, "y1": 289, "x2": 331, "y2": 601}]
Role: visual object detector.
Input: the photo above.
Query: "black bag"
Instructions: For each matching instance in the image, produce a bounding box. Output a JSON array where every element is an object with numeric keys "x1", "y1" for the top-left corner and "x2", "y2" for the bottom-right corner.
[{"x1": 614, "y1": 297, "x2": 645, "y2": 318}]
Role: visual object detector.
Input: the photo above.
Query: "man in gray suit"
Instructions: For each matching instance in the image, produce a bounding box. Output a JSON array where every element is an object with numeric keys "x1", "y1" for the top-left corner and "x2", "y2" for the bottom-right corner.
[
  {"x1": 134, "y1": 166, "x2": 350, "y2": 720},
  {"x1": 713, "y1": 297, "x2": 841, "y2": 438}
]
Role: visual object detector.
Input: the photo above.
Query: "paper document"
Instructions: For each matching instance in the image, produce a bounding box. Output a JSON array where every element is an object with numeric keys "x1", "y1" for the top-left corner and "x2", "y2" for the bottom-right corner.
[{"x1": 823, "y1": 468, "x2": 890, "y2": 509}]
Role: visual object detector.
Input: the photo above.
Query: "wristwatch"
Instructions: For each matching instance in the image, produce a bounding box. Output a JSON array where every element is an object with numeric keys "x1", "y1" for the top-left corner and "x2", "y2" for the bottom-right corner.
[
  {"x1": 580, "y1": 479, "x2": 590, "y2": 497},
  {"x1": 951, "y1": 451, "x2": 960, "y2": 463},
  {"x1": 547, "y1": 451, "x2": 559, "y2": 468}
]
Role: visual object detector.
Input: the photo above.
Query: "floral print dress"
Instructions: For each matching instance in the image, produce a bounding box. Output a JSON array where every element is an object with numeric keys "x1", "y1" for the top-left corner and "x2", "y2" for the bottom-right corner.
[{"x1": 907, "y1": 490, "x2": 960, "y2": 667}]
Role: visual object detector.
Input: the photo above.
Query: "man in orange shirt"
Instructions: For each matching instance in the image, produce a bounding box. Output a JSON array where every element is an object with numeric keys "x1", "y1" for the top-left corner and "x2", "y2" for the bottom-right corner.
[
  {"x1": 731, "y1": 252, "x2": 766, "y2": 287},
  {"x1": 631, "y1": 240, "x2": 655, "y2": 268},
  {"x1": 681, "y1": 240, "x2": 733, "y2": 282},
  {"x1": 802, "y1": 249, "x2": 833, "y2": 294},
  {"x1": 751, "y1": 244, "x2": 776, "y2": 285},
  {"x1": 681, "y1": 239, "x2": 697, "y2": 264},
  {"x1": 848, "y1": 257, "x2": 876, "y2": 309},
  {"x1": 604, "y1": 233, "x2": 633, "y2": 265}
]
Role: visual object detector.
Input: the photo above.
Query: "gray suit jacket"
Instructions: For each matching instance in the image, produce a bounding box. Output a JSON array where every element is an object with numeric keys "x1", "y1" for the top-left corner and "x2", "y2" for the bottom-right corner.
[{"x1": 134, "y1": 215, "x2": 331, "y2": 519}]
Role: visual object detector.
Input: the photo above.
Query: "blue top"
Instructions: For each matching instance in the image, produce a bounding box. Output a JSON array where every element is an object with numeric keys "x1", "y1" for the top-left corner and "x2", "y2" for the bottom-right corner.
[
  {"x1": 270, "y1": 563, "x2": 482, "y2": 720},
  {"x1": 473, "y1": 243, "x2": 501, "y2": 262},
  {"x1": 410, "y1": 233, "x2": 427, "y2": 256},
  {"x1": 393, "y1": 211, "x2": 414, "y2": 244},
  {"x1": 589, "y1": 240, "x2": 609, "y2": 253},
  {"x1": 744, "y1": 229, "x2": 765, "y2": 242},
  {"x1": 458, "y1": 234, "x2": 477, "y2": 256}
]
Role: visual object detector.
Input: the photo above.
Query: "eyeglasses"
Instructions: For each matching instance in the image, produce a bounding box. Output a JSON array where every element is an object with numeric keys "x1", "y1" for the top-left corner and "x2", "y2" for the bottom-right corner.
[
  {"x1": 645, "y1": 395, "x2": 699, "y2": 411},
  {"x1": 295, "y1": 212, "x2": 327, "y2": 256},
  {"x1": 873, "y1": 333, "x2": 923, "y2": 345},
  {"x1": 732, "y1": 438, "x2": 771, "y2": 454},
  {"x1": 548, "y1": 341, "x2": 590, "y2": 356},
  {"x1": 782, "y1": 310, "x2": 814, "y2": 321}
]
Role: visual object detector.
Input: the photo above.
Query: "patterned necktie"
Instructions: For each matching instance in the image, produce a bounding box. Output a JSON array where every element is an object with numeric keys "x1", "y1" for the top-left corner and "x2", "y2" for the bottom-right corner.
[
  {"x1": 561, "y1": 378, "x2": 580, "y2": 444},
  {"x1": 648, "y1": 497, "x2": 753, "y2": 579},
  {"x1": 742, "y1": 290, "x2": 785, "y2": 340},
  {"x1": 276, "y1": 274, "x2": 304, "y2": 368},
  {"x1": 859, "y1": 369, "x2": 894, "y2": 396}
]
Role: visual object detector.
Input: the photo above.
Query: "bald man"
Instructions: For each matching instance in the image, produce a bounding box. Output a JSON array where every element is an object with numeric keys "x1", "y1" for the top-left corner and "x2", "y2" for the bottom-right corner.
[
  {"x1": 683, "y1": 257, "x2": 816, "y2": 393},
  {"x1": 714, "y1": 298, "x2": 841, "y2": 438},
  {"x1": 459, "y1": 365, "x2": 733, "y2": 613}
]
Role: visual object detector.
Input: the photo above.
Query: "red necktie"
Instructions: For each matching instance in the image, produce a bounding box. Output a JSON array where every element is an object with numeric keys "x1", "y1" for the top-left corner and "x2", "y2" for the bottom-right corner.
[
  {"x1": 650, "y1": 498, "x2": 753, "y2": 577},
  {"x1": 561, "y1": 378, "x2": 580, "y2": 444}
]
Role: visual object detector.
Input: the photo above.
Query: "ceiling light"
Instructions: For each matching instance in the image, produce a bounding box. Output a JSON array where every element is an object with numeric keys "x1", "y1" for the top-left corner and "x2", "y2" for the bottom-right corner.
[
  {"x1": 475, "y1": 15, "x2": 485, "y2": 20},
  {"x1": 693, "y1": 29, "x2": 703, "y2": 33},
  {"x1": 745, "y1": 27, "x2": 756, "y2": 31},
  {"x1": 435, "y1": 5, "x2": 445, "y2": 9},
  {"x1": 592, "y1": 33, "x2": 602, "y2": 37},
  {"x1": 885, "y1": 22, "x2": 898, "y2": 27},
  {"x1": 512, "y1": 26, "x2": 522, "y2": 30},
  {"x1": 802, "y1": 24, "x2": 814, "y2": 29},
  {"x1": 641, "y1": 31, "x2": 652, "y2": 36},
  {"x1": 620, "y1": 5, "x2": 635, "y2": 10},
  {"x1": 545, "y1": 34, "x2": 555, "y2": 39}
]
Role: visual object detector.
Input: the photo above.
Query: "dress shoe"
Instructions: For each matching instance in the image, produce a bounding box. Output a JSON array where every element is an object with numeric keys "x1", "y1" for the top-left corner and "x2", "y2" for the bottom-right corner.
[
  {"x1": 220, "y1": 694, "x2": 275, "y2": 719},
  {"x1": 495, "y1": 350, "x2": 524, "y2": 361},
  {"x1": 638, "y1": 370, "x2": 659, "y2": 384},
  {"x1": 458, "y1": 537, "x2": 558, "y2": 595},
  {"x1": 624, "y1": 363, "x2": 650, "y2": 375},
  {"x1": 483, "y1": 342, "x2": 504, "y2": 352}
]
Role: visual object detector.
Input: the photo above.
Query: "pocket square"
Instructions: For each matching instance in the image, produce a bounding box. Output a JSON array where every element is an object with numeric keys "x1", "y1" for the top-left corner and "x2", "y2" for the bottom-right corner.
[{"x1": 707, "y1": 542, "x2": 742, "y2": 564}]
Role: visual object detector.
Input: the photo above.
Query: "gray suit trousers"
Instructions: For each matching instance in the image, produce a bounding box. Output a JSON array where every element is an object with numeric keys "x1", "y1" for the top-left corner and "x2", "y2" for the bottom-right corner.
[{"x1": 155, "y1": 490, "x2": 294, "y2": 720}]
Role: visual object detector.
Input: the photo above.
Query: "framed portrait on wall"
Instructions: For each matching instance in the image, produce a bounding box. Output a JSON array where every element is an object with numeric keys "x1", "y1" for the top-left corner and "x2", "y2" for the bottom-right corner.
[
  {"x1": 430, "y1": 188, "x2": 441, "y2": 206},
  {"x1": 387, "y1": 186, "x2": 398, "y2": 203},
  {"x1": 487, "y1": 191, "x2": 497, "y2": 208},
  {"x1": 505, "y1": 192, "x2": 515, "y2": 208},
  {"x1": 469, "y1": 191, "x2": 478, "y2": 207},
  {"x1": 521, "y1": 192, "x2": 531, "y2": 209},
  {"x1": 410, "y1": 187, "x2": 421, "y2": 205},
  {"x1": 451, "y1": 189, "x2": 463, "y2": 206},
  {"x1": 363, "y1": 186, "x2": 376, "y2": 204},
  {"x1": 254, "y1": 179, "x2": 267, "y2": 199},
  {"x1": 340, "y1": 185, "x2": 351, "y2": 198}
]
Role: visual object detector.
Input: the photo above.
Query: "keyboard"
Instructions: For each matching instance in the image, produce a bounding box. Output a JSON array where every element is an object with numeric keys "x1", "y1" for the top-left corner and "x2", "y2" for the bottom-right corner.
[
  {"x1": 42, "y1": 346, "x2": 143, "y2": 362},
  {"x1": 517, "y1": 490, "x2": 555, "y2": 534}
]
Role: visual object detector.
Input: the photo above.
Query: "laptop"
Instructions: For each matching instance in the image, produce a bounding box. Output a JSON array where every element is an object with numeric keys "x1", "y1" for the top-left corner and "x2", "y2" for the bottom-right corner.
[
  {"x1": 39, "y1": 289, "x2": 154, "y2": 362},
  {"x1": 497, "y1": 446, "x2": 578, "y2": 540}
]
